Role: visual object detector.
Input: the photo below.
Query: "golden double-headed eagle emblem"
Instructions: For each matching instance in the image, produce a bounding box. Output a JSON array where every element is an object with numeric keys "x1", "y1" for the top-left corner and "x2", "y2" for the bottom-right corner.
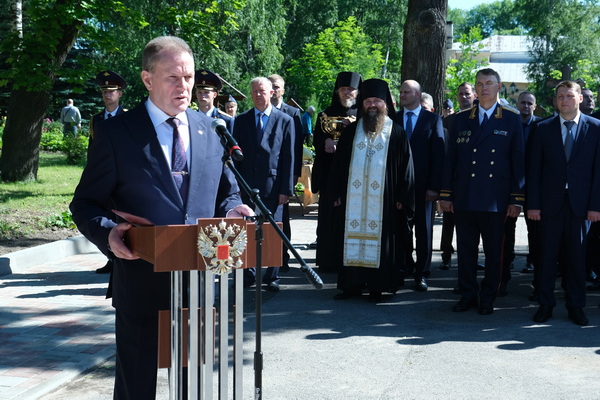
[{"x1": 197, "y1": 220, "x2": 247, "y2": 275}]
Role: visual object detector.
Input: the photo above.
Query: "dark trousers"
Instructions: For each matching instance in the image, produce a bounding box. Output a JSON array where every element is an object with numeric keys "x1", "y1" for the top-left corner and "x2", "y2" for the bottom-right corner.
[
  {"x1": 537, "y1": 198, "x2": 589, "y2": 308},
  {"x1": 501, "y1": 216, "x2": 517, "y2": 284},
  {"x1": 586, "y1": 221, "x2": 600, "y2": 276},
  {"x1": 455, "y1": 211, "x2": 505, "y2": 305},
  {"x1": 407, "y1": 199, "x2": 435, "y2": 278},
  {"x1": 244, "y1": 201, "x2": 283, "y2": 284},
  {"x1": 114, "y1": 310, "x2": 159, "y2": 399},
  {"x1": 440, "y1": 211, "x2": 455, "y2": 262}
]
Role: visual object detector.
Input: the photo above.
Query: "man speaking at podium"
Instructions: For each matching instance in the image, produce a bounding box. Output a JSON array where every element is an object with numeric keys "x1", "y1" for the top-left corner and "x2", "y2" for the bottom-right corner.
[{"x1": 70, "y1": 36, "x2": 251, "y2": 399}]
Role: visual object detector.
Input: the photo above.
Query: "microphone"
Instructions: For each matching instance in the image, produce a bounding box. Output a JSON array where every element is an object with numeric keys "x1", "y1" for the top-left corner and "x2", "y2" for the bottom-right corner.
[{"x1": 211, "y1": 118, "x2": 243, "y2": 161}]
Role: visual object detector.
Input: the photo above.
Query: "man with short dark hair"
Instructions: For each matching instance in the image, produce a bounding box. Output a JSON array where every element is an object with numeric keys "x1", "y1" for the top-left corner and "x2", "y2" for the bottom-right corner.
[
  {"x1": 440, "y1": 68, "x2": 525, "y2": 315},
  {"x1": 580, "y1": 87, "x2": 595, "y2": 115},
  {"x1": 89, "y1": 70, "x2": 128, "y2": 274},
  {"x1": 195, "y1": 68, "x2": 233, "y2": 132},
  {"x1": 528, "y1": 80, "x2": 600, "y2": 326}
]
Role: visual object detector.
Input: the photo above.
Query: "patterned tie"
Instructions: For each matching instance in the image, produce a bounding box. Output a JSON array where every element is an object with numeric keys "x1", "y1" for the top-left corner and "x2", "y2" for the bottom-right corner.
[
  {"x1": 405, "y1": 111, "x2": 414, "y2": 140},
  {"x1": 166, "y1": 117, "x2": 189, "y2": 201},
  {"x1": 564, "y1": 120, "x2": 575, "y2": 161}
]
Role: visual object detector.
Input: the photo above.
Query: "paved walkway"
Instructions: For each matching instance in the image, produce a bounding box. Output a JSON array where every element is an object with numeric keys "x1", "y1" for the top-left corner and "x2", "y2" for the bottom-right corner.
[{"x1": 1, "y1": 204, "x2": 599, "y2": 399}]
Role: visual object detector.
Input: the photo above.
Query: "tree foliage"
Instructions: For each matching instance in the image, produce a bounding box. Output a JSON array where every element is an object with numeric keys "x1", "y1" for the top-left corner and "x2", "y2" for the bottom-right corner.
[
  {"x1": 514, "y1": 0, "x2": 600, "y2": 106},
  {"x1": 445, "y1": 26, "x2": 488, "y2": 102},
  {"x1": 286, "y1": 16, "x2": 385, "y2": 111}
]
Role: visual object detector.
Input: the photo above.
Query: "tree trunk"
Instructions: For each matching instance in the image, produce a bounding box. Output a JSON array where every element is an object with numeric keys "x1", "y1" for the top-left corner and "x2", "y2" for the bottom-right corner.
[
  {"x1": 0, "y1": 0, "x2": 82, "y2": 182},
  {"x1": 401, "y1": 0, "x2": 447, "y2": 112}
]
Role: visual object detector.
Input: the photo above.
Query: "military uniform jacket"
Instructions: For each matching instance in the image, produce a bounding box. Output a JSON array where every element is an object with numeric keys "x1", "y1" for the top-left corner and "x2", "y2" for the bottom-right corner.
[{"x1": 440, "y1": 104, "x2": 525, "y2": 212}]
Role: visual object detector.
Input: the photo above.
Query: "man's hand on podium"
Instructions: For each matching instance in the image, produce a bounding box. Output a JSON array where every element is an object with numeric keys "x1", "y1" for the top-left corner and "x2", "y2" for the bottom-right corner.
[
  {"x1": 108, "y1": 222, "x2": 140, "y2": 260},
  {"x1": 226, "y1": 204, "x2": 255, "y2": 218}
]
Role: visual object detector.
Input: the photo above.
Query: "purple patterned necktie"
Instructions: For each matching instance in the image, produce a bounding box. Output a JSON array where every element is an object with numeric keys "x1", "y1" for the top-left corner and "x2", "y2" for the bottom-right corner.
[{"x1": 166, "y1": 117, "x2": 189, "y2": 201}]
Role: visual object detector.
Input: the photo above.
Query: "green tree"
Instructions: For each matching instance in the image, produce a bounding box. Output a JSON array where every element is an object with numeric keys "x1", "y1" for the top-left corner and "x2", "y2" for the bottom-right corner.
[
  {"x1": 0, "y1": 0, "x2": 242, "y2": 182},
  {"x1": 445, "y1": 26, "x2": 488, "y2": 102},
  {"x1": 452, "y1": 0, "x2": 524, "y2": 38},
  {"x1": 286, "y1": 16, "x2": 385, "y2": 110},
  {"x1": 515, "y1": 0, "x2": 600, "y2": 107}
]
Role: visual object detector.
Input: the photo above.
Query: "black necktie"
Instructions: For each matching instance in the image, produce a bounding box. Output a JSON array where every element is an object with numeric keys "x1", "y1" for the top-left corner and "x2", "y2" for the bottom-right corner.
[
  {"x1": 405, "y1": 111, "x2": 414, "y2": 140},
  {"x1": 481, "y1": 113, "x2": 489, "y2": 129},
  {"x1": 166, "y1": 118, "x2": 189, "y2": 201},
  {"x1": 106, "y1": 113, "x2": 112, "y2": 119},
  {"x1": 564, "y1": 120, "x2": 575, "y2": 160}
]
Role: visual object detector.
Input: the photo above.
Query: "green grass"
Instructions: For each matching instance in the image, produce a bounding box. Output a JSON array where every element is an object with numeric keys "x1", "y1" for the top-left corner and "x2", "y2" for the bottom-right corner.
[{"x1": 0, "y1": 152, "x2": 83, "y2": 239}]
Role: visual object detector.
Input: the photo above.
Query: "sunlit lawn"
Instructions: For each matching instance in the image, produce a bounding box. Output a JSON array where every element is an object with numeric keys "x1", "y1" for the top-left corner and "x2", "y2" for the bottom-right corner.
[{"x1": 0, "y1": 152, "x2": 83, "y2": 238}]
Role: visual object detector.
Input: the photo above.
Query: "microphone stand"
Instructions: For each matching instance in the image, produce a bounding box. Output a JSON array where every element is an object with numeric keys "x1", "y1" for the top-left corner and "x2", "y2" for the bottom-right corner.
[{"x1": 219, "y1": 146, "x2": 323, "y2": 400}]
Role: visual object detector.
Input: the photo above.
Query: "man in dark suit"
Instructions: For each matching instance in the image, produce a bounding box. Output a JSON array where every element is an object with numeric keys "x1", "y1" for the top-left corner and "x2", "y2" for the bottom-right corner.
[
  {"x1": 70, "y1": 36, "x2": 252, "y2": 398},
  {"x1": 233, "y1": 77, "x2": 295, "y2": 292},
  {"x1": 528, "y1": 80, "x2": 600, "y2": 326},
  {"x1": 194, "y1": 68, "x2": 234, "y2": 132},
  {"x1": 440, "y1": 68, "x2": 525, "y2": 315},
  {"x1": 268, "y1": 74, "x2": 303, "y2": 272},
  {"x1": 89, "y1": 70, "x2": 128, "y2": 274},
  {"x1": 397, "y1": 80, "x2": 445, "y2": 291},
  {"x1": 89, "y1": 70, "x2": 127, "y2": 146}
]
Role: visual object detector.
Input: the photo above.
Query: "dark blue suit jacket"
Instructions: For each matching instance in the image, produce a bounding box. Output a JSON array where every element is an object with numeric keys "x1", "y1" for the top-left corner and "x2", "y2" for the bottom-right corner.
[
  {"x1": 527, "y1": 113, "x2": 600, "y2": 217},
  {"x1": 90, "y1": 105, "x2": 126, "y2": 142},
  {"x1": 70, "y1": 101, "x2": 242, "y2": 314},
  {"x1": 233, "y1": 106, "x2": 295, "y2": 213},
  {"x1": 397, "y1": 108, "x2": 445, "y2": 195},
  {"x1": 278, "y1": 103, "x2": 303, "y2": 178},
  {"x1": 440, "y1": 104, "x2": 525, "y2": 212}
]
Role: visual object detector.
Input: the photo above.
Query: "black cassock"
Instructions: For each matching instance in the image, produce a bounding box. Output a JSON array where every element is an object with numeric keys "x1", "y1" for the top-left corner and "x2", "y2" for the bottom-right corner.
[{"x1": 330, "y1": 119, "x2": 415, "y2": 294}]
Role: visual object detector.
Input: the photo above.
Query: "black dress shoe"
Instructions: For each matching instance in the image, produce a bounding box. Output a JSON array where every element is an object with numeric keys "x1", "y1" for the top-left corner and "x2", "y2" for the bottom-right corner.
[
  {"x1": 265, "y1": 281, "x2": 280, "y2": 292},
  {"x1": 533, "y1": 305, "x2": 553, "y2": 323},
  {"x1": 95, "y1": 260, "x2": 113, "y2": 274},
  {"x1": 333, "y1": 290, "x2": 361, "y2": 300},
  {"x1": 477, "y1": 263, "x2": 485, "y2": 271},
  {"x1": 479, "y1": 304, "x2": 494, "y2": 315},
  {"x1": 522, "y1": 263, "x2": 534, "y2": 273},
  {"x1": 415, "y1": 277, "x2": 428, "y2": 292},
  {"x1": 453, "y1": 297, "x2": 478, "y2": 312},
  {"x1": 439, "y1": 260, "x2": 450, "y2": 270},
  {"x1": 567, "y1": 307, "x2": 589, "y2": 326},
  {"x1": 243, "y1": 280, "x2": 256, "y2": 288},
  {"x1": 368, "y1": 291, "x2": 382, "y2": 303},
  {"x1": 497, "y1": 282, "x2": 508, "y2": 297}
]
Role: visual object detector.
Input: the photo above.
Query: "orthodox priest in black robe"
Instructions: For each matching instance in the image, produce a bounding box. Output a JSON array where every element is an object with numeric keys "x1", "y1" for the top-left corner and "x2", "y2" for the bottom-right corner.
[
  {"x1": 312, "y1": 71, "x2": 362, "y2": 272},
  {"x1": 330, "y1": 78, "x2": 415, "y2": 301}
]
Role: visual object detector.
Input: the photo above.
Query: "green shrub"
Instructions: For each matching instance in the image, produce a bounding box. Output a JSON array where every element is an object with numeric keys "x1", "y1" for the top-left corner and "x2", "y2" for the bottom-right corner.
[
  {"x1": 62, "y1": 135, "x2": 88, "y2": 165},
  {"x1": 45, "y1": 211, "x2": 76, "y2": 229}
]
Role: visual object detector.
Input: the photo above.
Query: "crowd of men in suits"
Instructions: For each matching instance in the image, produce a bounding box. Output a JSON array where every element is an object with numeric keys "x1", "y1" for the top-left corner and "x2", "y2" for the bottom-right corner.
[
  {"x1": 311, "y1": 68, "x2": 600, "y2": 328},
  {"x1": 69, "y1": 34, "x2": 600, "y2": 397}
]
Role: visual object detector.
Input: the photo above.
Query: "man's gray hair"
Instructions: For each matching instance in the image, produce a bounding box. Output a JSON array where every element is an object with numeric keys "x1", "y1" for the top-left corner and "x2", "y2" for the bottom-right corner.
[{"x1": 142, "y1": 36, "x2": 193, "y2": 73}]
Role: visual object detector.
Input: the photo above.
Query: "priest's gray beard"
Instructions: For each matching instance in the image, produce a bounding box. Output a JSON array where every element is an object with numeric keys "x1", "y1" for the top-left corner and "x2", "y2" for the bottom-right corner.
[
  {"x1": 340, "y1": 97, "x2": 356, "y2": 109},
  {"x1": 362, "y1": 107, "x2": 387, "y2": 134}
]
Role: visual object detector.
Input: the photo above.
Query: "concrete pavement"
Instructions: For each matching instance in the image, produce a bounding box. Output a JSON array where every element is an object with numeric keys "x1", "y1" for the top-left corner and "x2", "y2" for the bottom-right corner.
[{"x1": 1, "y1": 203, "x2": 600, "y2": 399}]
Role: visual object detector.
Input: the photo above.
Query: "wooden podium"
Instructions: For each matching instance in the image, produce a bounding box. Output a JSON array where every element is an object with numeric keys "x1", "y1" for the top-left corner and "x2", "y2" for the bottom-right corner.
[{"x1": 124, "y1": 217, "x2": 282, "y2": 400}]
